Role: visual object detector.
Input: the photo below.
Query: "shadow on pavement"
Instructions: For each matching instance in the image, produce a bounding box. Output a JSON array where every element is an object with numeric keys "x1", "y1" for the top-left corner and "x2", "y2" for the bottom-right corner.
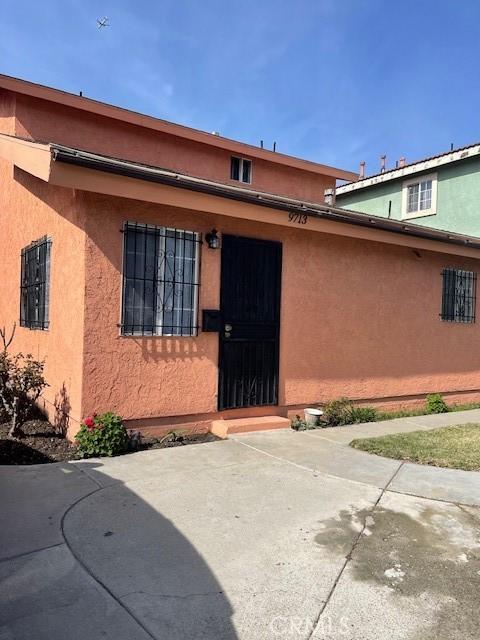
[
  {"x1": 0, "y1": 458, "x2": 238, "y2": 640},
  {"x1": 62, "y1": 461, "x2": 238, "y2": 640}
]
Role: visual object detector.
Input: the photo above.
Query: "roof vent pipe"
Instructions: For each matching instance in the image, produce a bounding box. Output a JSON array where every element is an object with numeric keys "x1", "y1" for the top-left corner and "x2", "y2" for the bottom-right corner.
[
  {"x1": 359, "y1": 161, "x2": 366, "y2": 179},
  {"x1": 380, "y1": 155, "x2": 386, "y2": 173},
  {"x1": 324, "y1": 188, "x2": 336, "y2": 206}
]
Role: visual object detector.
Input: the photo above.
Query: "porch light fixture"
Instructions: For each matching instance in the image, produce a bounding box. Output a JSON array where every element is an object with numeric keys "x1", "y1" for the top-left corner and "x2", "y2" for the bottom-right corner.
[{"x1": 205, "y1": 228, "x2": 220, "y2": 249}]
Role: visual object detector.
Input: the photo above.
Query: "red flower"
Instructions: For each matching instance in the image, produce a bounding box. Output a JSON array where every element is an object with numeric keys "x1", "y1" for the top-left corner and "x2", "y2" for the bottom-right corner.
[{"x1": 84, "y1": 416, "x2": 95, "y2": 428}]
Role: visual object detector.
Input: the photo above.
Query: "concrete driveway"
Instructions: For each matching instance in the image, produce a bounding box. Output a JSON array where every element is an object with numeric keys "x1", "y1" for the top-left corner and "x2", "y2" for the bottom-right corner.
[{"x1": 1, "y1": 410, "x2": 480, "y2": 640}]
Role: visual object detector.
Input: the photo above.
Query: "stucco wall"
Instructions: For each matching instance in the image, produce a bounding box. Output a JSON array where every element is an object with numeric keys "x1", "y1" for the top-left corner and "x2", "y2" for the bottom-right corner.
[
  {"x1": 0, "y1": 161, "x2": 86, "y2": 433},
  {"x1": 337, "y1": 157, "x2": 480, "y2": 236},
  {"x1": 78, "y1": 191, "x2": 480, "y2": 426},
  {"x1": 12, "y1": 93, "x2": 333, "y2": 203}
]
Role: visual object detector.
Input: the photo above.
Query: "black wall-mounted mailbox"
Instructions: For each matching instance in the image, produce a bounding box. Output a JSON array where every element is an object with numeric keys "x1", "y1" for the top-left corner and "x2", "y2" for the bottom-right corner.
[{"x1": 202, "y1": 309, "x2": 221, "y2": 332}]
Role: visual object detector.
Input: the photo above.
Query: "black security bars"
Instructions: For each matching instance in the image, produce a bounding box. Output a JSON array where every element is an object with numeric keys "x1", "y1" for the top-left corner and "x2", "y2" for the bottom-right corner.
[
  {"x1": 120, "y1": 222, "x2": 201, "y2": 336},
  {"x1": 20, "y1": 236, "x2": 51, "y2": 330},
  {"x1": 441, "y1": 267, "x2": 476, "y2": 323}
]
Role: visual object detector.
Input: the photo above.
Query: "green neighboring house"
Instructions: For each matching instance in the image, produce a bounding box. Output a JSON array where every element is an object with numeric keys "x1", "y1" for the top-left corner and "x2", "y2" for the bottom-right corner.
[{"x1": 336, "y1": 143, "x2": 480, "y2": 237}]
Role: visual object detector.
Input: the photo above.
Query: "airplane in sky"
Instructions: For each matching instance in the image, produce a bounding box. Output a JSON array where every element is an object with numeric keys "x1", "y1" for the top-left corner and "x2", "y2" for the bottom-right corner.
[{"x1": 96, "y1": 17, "x2": 109, "y2": 29}]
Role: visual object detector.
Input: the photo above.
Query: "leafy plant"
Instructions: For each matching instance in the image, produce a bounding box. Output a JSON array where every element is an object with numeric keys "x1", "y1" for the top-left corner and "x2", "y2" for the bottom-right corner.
[
  {"x1": 321, "y1": 398, "x2": 378, "y2": 426},
  {"x1": 291, "y1": 414, "x2": 312, "y2": 430},
  {"x1": 75, "y1": 412, "x2": 129, "y2": 458},
  {"x1": 349, "y1": 406, "x2": 378, "y2": 423},
  {"x1": 322, "y1": 397, "x2": 354, "y2": 426},
  {"x1": 0, "y1": 323, "x2": 49, "y2": 437},
  {"x1": 426, "y1": 393, "x2": 449, "y2": 414}
]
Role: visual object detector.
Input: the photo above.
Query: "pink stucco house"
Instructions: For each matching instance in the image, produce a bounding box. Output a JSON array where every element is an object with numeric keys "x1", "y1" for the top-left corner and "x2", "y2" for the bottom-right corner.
[{"x1": 1, "y1": 74, "x2": 480, "y2": 438}]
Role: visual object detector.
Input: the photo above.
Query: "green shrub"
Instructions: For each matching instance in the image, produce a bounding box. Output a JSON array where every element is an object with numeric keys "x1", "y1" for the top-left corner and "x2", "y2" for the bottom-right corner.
[
  {"x1": 322, "y1": 398, "x2": 354, "y2": 426},
  {"x1": 349, "y1": 406, "x2": 378, "y2": 423},
  {"x1": 75, "y1": 412, "x2": 129, "y2": 458},
  {"x1": 290, "y1": 414, "x2": 315, "y2": 430},
  {"x1": 322, "y1": 399, "x2": 378, "y2": 426},
  {"x1": 426, "y1": 393, "x2": 449, "y2": 414}
]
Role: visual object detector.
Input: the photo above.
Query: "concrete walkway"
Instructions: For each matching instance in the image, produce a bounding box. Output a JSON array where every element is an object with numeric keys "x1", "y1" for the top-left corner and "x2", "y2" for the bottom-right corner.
[
  {"x1": 1, "y1": 410, "x2": 479, "y2": 639},
  {"x1": 234, "y1": 408, "x2": 480, "y2": 506}
]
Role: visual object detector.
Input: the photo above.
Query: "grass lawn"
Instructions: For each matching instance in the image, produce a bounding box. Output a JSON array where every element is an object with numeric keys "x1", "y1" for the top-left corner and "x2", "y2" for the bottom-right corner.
[{"x1": 350, "y1": 423, "x2": 480, "y2": 471}]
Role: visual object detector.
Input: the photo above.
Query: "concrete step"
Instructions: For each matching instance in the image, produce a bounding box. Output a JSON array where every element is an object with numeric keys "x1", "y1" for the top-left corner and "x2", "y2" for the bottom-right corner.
[{"x1": 210, "y1": 415, "x2": 290, "y2": 438}]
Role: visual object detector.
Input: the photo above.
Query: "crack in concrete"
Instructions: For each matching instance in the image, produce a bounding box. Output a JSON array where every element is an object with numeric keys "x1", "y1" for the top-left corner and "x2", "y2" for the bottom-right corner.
[
  {"x1": 233, "y1": 438, "x2": 380, "y2": 490},
  {"x1": 307, "y1": 461, "x2": 405, "y2": 639},
  {"x1": 71, "y1": 464, "x2": 105, "y2": 489},
  {"x1": 60, "y1": 485, "x2": 157, "y2": 640},
  {"x1": 118, "y1": 586, "x2": 298, "y2": 600},
  {"x1": 0, "y1": 541, "x2": 66, "y2": 564},
  {"x1": 457, "y1": 503, "x2": 480, "y2": 525},
  {"x1": 386, "y1": 487, "x2": 479, "y2": 508},
  {"x1": 300, "y1": 431, "x2": 355, "y2": 445},
  {"x1": 119, "y1": 589, "x2": 225, "y2": 600}
]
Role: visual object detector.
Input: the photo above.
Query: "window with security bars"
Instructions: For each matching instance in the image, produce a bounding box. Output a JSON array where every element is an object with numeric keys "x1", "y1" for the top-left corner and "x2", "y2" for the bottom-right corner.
[
  {"x1": 441, "y1": 267, "x2": 476, "y2": 323},
  {"x1": 121, "y1": 222, "x2": 201, "y2": 336},
  {"x1": 20, "y1": 236, "x2": 51, "y2": 330}
]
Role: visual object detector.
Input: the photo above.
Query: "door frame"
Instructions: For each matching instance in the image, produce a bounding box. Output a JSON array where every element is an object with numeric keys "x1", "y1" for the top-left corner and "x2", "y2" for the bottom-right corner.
[{"x1": 217, "y1": 233, "x2": 282, "y2": 411}]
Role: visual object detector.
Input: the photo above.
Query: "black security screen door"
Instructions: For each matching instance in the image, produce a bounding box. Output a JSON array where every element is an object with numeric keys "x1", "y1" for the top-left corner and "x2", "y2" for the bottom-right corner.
[{"x1": 218, "y1": 235, "x2": 282, "y2": 410}]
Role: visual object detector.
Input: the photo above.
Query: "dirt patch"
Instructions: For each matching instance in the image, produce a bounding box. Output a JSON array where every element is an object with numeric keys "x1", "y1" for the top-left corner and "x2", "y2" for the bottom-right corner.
[
  {"x1": 137, "y1": 432, "x2": 220, "y2": 450},
  {"x1": 0, "y1": 420, "x2": 76, "y2": 464},
  {"x1": 0, "y1": 421, "x2": 220, "y2": 465}
]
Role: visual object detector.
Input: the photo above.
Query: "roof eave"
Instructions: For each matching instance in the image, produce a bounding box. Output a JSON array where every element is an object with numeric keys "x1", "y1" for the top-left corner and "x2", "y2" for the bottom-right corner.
[
  {"x1": 50, "y1": 144, "x2": 480, "y2": 253},
  {"x1": 0, "y1": 73, "x2": 357, "y2": 183},
  {"x1": 337, "y1": 143, "x2": 480, "y2": 195}
]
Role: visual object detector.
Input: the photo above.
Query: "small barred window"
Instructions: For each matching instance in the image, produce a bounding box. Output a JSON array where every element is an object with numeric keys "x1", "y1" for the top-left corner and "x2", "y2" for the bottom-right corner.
[
  {"x1": 441, "y1": 267, "x2": 476, "y2": 323},
  {"x1": 20, "y1": 236, "x2": 51, "y2": 330},
  {"x1": 121, "y1": 222, "x2": 201, "y2": 336}
]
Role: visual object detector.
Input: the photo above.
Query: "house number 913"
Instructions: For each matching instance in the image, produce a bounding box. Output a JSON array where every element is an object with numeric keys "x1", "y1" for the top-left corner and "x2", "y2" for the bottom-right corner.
[{"x1": 288, "y1": 212, "x2": 308, "y2": 225}]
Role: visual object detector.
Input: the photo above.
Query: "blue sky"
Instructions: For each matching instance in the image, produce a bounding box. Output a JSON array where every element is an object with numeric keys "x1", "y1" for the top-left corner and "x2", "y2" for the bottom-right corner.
[{"x1": 1, "y1": 0, "x2": 480, "y2": 175}]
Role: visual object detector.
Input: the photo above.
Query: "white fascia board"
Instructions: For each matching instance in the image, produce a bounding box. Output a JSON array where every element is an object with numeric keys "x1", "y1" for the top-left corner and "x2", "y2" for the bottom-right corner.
[{"x1": 337, "y1": 144, "x2": 480, "y2": 195}]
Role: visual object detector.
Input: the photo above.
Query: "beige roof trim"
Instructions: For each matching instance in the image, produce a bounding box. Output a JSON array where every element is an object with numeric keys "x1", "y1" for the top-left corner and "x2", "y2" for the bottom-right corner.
[
  {"x1": 0, "y1": 73, "x2": 358, "y2": 182},
  {"x1": 46, "y1": 161, "x2": 480, "y2": 259},
  {"x1": 2, "y1": 134, "x2": 479, "y2": 259},
  {"x1": 0, "y1": 133, "x2": 51, "y2": 181}
]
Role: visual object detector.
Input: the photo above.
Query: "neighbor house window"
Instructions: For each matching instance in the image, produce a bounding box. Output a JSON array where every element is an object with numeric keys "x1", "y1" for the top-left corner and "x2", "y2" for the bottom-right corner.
[
  {"x1": 121, "y1": 222, "x2": 201, "y2": 336},
  {"x1": 402, "y1": 173, "x2": 437, "y2": 219},
  {"x1": 441, "y1": 267, "x2": 476, "y2": 323},
  {"x1": 231, "y1": 156, "x2": 252, "y2": 183},
  {"x1": 20, "y1": 236, "x2": 51, "y2": 330}
]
